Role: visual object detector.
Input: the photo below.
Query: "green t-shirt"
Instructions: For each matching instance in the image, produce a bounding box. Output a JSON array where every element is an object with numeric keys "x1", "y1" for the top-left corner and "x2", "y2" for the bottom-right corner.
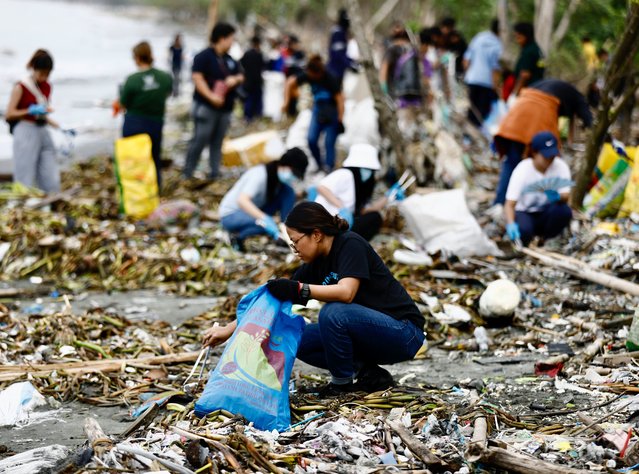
[
  {"x1": 120, "y1": 68, "x2": 172, "y2": 121},
  {"x1": 515, "y1": 41, "x2": 545, "y2": 85}
]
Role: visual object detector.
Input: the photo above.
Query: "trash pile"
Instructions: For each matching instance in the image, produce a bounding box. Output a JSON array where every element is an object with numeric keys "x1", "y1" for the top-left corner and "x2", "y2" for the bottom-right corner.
[{"x1": 0, "y1": 158, "x2": 300, "y2": 294}]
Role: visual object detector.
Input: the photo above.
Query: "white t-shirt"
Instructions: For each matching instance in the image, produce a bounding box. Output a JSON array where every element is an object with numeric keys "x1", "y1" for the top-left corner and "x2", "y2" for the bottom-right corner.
[
  {"x1": 315, "y1": 168, "x2": 356, "y2": 215},
  {"x1": 218, "y1": 165, "x2": 268, "y2": 218},
  {"x1": 506, "y1": 158, "x2": 572, "y2": 212}
]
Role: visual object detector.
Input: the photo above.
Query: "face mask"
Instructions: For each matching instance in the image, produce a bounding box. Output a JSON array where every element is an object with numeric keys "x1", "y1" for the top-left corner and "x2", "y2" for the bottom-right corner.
[
  {"x1": 278, "y1": 169, "x2": 296, "y2": 186},
  {"x1": 359, "y1": 168, "x2": 374, "y2": 182}
]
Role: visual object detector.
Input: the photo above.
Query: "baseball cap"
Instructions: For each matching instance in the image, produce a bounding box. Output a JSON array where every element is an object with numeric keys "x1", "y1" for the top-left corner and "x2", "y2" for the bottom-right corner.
[
  {"x1": 530, "y1": 131, "x2": 559, "y2": 159},
  {"x1": 279, "y1": 147, "x2": 308, "y2": 179},
  {"x1": 342, "y1": 143, "x2": 381, "y2": 170}
]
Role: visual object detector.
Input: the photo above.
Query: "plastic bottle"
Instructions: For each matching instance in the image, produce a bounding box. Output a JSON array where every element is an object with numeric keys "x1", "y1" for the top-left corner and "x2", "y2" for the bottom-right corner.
[
  {"x1": 626, "y1": 308, "x2": 639, "y2": 351},
  {"x1": 474, "y1": 326, "x2": 490, "y2": 353}
]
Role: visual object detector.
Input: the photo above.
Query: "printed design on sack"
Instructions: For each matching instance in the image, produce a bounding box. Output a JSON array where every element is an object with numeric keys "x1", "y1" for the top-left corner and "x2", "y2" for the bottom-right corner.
[
  {"x1": 322, "y1": 271, "x2": 339, "y2": 286},
  {"x1": 217, "y1": 322, "x2": 285, "y2": 391}
]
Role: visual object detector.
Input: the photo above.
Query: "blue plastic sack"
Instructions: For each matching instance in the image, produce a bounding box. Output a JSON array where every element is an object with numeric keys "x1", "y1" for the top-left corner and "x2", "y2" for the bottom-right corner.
[{"x1": 194, "y1": 285, "x2": 305, "y2": 431}]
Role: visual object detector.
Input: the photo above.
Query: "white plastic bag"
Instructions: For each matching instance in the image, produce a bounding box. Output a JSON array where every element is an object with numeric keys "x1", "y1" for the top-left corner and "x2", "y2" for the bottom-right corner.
[
  {"x1": 398, "y1": 189, "x2": 502, "y2": 257},
  {"x1": 0, "y1": 381, "x2": 47, "y2": 427}
]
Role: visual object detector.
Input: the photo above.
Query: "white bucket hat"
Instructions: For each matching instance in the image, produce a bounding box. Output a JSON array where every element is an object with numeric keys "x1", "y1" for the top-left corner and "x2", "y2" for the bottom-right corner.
[{"x1": 342, "y1": 143, "x2": 381, "y2": 170}]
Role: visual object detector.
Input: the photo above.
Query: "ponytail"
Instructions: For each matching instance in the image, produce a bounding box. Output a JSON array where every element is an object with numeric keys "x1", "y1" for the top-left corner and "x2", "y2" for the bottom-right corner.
[{"x1": 285, "y1": 201, "x2": 349, "y2": 236}]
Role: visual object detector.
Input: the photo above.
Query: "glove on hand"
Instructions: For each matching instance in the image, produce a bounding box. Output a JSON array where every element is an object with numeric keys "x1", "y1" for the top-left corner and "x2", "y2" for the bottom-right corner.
[
  {"x1": 337, "y1": 122, "x2": 345, "y2": 135},
  {"x1": 28, "y1": 104, "x2": 48, "y2": 116},
  {"x1": 259, "y1": 215, "x2": 280, "y2": 240},
  {"x1": 506, "y1": 222, "x2": 521, "y2": 242},
  {"x1": 266, "y1": 278, "x2": 303, "y2": 304},
  {"x1": 307, "y1": 186, "x2": 318, "y2": 201},
  {"x1": 338, "y1": 207, "x2": 353, "y2": 228},
  {"x1": 544, "y1": 189, "x2": 561, "y2": 203},
  {"x1": 386, "y1": 182, "x2": 405, "y2": 202}
]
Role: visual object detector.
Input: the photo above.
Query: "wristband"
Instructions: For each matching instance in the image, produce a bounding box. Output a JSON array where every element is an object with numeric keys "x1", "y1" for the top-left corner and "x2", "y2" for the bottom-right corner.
[{"x1": 300, "y1": 283, "x2": 311, "y2": 300}]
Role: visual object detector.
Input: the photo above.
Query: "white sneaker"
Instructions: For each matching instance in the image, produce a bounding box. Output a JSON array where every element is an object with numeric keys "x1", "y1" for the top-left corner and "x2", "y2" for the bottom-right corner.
[{"x1": 485, "y1": 203, "x2": 504, "y2": 222}]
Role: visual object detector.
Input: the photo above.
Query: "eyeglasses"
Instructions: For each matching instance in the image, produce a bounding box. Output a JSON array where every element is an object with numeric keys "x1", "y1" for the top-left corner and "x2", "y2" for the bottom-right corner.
[{"x1": 289, "y1": 234, "x2": 307, "y2": 252}]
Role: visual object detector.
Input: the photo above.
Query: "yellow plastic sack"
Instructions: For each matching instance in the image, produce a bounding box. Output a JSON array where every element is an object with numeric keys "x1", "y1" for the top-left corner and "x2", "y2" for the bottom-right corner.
[
  {"x1": 619, "y1": 147, "x2": 639, "y2": 216},
  {"x1": 114, "y1": 134, "x2": 159, "y2": 218}
]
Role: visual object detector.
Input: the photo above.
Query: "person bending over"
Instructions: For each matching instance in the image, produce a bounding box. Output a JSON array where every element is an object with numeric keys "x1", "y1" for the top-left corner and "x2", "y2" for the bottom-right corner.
[{"x1": 204, "y1": 201, "x2": 425, "y2": 395}]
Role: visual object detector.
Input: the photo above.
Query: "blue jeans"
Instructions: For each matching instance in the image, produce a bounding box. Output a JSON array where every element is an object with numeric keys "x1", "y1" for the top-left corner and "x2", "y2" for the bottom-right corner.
[
  {"x1": 297, "y1": 303, "x2": 425, "y2": 384},
  {"x1": 516, "y1": 202, "x2": 572, "y2": 246},
  {"x1": 307, "y1": 107, "x2": 339, "y2": 170},
  {"x1": 122, "y1": 114, "x2": 164, "y2": 190},
  {"x1": 183, "y1": 102, "x2": 231, "y2": 179},
  {"x1": 220, "y1": 184, "x2": 296, "y2": 240},
  {"x1": 243, "y1": 89, "x2": 263, "y2": 121},
  {"x1": 493, "y1": 139, "x2": 526, "y2": 205}
]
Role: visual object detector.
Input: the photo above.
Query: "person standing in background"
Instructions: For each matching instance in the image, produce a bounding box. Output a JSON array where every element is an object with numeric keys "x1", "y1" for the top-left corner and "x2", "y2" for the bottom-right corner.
[
  {"x1": 182, "y1": 22, "x2": 244, "y2": 180},
  {"x1": 5, "y1": 49, "x2": 60, "y2": 194},
  {"x1": 169, "y1": 34, "x2": 183, "y2": 97},
  {"x1": 327, "y1": 8, "x2": 358, "y2": 86},
  {"x1": 463, "y1": 19, "x2": 502, "y2": 126},
  {"x1": 282, "y1": 35, "x2": 306, "y2": 118},
  {"x1": 119, "y1": 41, "x2": 172, "y2": 191},
  {"x1": 512, "y1": 22, "x2": 545, "y2": 96},
  {"x1": 240, "y1": 36, "x2": 266, "y2": 122}
]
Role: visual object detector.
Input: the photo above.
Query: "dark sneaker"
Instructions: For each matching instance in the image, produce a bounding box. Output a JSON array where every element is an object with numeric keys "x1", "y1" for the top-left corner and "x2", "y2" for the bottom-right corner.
[
  {"x1": 230, "y1": 236, "x2": 245, "y2": 252},
  {"x1": 354, "y1": 365, "x2": 395, "y2": 393},
  {"x1": 317, "y1": 382, "x2": 355, "y2": 397}
]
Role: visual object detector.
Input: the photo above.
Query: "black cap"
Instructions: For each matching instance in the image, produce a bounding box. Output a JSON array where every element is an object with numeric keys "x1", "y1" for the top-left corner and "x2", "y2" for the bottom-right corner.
[{"x1": 279, "y1": 147, "x2": 308, "y2": 179}]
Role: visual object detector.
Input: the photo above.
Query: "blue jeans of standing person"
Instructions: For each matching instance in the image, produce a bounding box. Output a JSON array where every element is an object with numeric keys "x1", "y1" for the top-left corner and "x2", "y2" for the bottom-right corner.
[
  {"x1": 308, "y1": 107, "x2": 339, "y2": 171},
  {"x1": 297, "y1": 303, "x2": 425, "y2": 385},
  {"x1": 122, "y1": 114, "x2": 164, "y2": 190},
  {"x1": 493, "y1": 139, "x2": 526, "y2": 205},
  {"x1": 243, "y1": 89, "x2": 263, "y2": 122},
  {"x1": 183, "y1": 102, "x2": 231, "y2": 179},
  {"x1": 516, "y1": 202, "x2": 572, "y2": 246},
  {"x1": 220, "y1": 184, "x2": 296, "y2": 240}
]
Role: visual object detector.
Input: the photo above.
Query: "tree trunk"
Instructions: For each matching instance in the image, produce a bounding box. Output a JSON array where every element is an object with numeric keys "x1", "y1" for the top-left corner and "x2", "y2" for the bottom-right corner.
[
  {"x1": 534, "y1": 0, "x2": 556, "y2": 55},
  {"x1": 571, "y1": 3, "x2": 639, "y2": 207},
  {"x1": 345, "y1": 0, "x2": 407, "y2": 173},
  {"x1": 550, "y1": 0, "x2": 582, "y2": 51},
  {"x1": 368, "y1": 0, "x2": 401, "y2": 34},
  {"x1": 207, "y1": 0, "x2": 218, "y2": 38}
]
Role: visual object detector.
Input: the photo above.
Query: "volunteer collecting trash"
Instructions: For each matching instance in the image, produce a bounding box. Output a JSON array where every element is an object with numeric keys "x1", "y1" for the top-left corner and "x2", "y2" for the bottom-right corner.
[
  {"x1": 504, "y1": 131, "x2": 573, "y2": 247},
  {"x1": 204, "y1": 201, "x2": 425, "y2": 395},
  {"x1": 218, "y1": 148, "x2": 308, "y2": 252},
  {"x1": 4, "y1": 49, "x2": 60, "y2": 194},
  {"x1": 310, "y1": 143, "x2": 406, "y2": 241}
]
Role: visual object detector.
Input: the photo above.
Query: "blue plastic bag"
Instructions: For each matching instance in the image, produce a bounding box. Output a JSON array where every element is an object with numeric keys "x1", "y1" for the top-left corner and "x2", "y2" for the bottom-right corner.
[{"x1": 194, "y1": 285, "x2": 305, "y2": 431}]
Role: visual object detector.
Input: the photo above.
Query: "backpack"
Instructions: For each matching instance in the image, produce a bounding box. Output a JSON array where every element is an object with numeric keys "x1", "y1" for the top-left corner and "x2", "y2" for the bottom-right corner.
[{"x1": 393, "y1": 47, "x2": 422, "y2": 98}]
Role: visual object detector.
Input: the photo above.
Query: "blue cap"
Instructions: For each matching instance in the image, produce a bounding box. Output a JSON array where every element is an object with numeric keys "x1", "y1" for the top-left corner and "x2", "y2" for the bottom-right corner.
[{"x1": 530, "y1": 131, "x2": 559, "y2": 159}]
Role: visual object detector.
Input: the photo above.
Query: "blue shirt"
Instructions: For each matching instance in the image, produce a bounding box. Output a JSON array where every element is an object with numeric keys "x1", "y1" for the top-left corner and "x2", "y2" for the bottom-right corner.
[
  {"x1": 463, "y1": 31, "x2": 502, "y2": 88},
  {"x1": 327, "y1": 26, "x2": 355, "y2": 81}
]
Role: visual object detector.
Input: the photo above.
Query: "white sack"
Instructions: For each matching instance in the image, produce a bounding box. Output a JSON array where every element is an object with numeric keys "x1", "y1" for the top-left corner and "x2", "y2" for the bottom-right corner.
[{"x1": 399, "y1": 189, "x2": 502, "y2": 257}]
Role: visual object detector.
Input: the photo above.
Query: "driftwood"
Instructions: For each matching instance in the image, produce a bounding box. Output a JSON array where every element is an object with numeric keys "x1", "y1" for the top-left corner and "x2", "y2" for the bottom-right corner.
[
  {"x1": 521, "y1": 246, "x2": 639, "y2": 296},
  {"x1": 385, "y1": 419, "x2": 450, "y2": 471},
  {"x1": 465, "y1": 416, "x2": 488, "y2": 462},
  {"x1": 581, "y1": 338, "x2": 605, "y2": 363},
  {"x1": 478, "y1": 446, "x2": 591, "y2": 474},
  {"x1": 83, "y1": 417, "x2": 112, "y2": 456},
  {"x1": 0, "y1": 351, "x2": 199, "y2": 382},
  {"x1": 25, "y1": 185, "x2": 81, "y2": 209},
  {"x1": 115, "y1": 443, "x2": 195, "y2": 474},
  {"x1": 0, "y1": 445, "x2": 69, "y2": 474}
]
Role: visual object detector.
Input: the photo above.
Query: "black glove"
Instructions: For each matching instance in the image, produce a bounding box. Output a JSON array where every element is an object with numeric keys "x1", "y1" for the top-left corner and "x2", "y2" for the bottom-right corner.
[
  {"x1": 337, "y1": 121, "x2": 345, "y2": 135},
  {"x1": 266, "y1": 278, "x2": 302, "y2": 304}
]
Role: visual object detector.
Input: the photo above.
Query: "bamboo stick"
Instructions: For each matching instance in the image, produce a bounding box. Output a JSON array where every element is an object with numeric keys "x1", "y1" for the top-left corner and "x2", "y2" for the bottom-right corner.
[{"x1": 521, "y1": 247, "x2": 639, "y2": 296}]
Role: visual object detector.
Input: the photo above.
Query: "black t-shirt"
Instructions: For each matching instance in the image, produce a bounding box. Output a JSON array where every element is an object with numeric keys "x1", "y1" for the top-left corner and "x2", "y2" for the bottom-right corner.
[
  {"x1": 530, "y1": 79, "x2": 593, "y2": 127},
  {"x1": 292, "y1": 232, "x2": 425, "y2": 329},
  {"x1": 240, "y1": 48, "x2": 265, "y2": 92},
  {"x1": 192, "y1": 47, "x2": 241, "y2": 111},
  {"x1": 295, "y1": 71, "x2": 341, "y2": 104}
]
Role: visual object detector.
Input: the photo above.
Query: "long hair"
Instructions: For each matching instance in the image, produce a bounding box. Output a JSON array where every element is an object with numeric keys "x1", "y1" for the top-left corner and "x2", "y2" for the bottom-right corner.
[{"x1": 285, "y1": 201, "x2": 349, "y2": 236}]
